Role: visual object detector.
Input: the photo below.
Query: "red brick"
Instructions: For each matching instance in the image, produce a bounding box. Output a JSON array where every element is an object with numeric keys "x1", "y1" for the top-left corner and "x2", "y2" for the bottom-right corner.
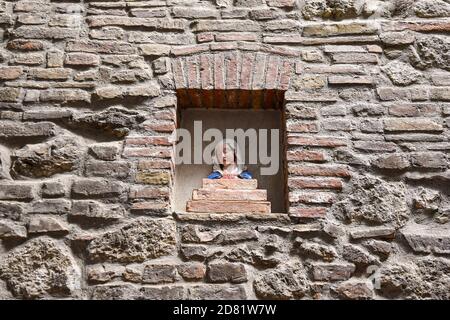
[
  {"x1": 200, "y1": 54, "x2": 213, "y2": 89},
  {"x1": 303, "y1": 22, "x2": 378, "y2": 38},
  {"x1": 328, "y1": 76, "x2": 373, "y2": 85},
  {"x1": 264, "y1": 35, "x2": 379, "y2": 45},
  {"x1": 130, "y1": 202, "x2": 168, "y2": 214},
  {"x1": 214, "y1": 53, "x2": 225, "y2": 90},
  {"x1": 172, "y1": 7, "x2": 219, "y2": 19},
  {"x1": 377, "y1": 87, "x2": 429, "y2": 101},
  {"x1": 210, "y1": 42, "x2": 239, "y2": 51},
  {"x1": 287, "y1": 150, "x2": 328, "y2": 162},
  {"x1": 203, "y1": 179, "x2": 257, "y2": 190},
  {"x1": 7, "y1": 39, "x2": 44, "y2": 51},
  {"x1": 384, "y1": 118, "x2": 443, "y2": 132},
  {"x1": 192, "y1": 20, "x2": 260, "y2": 33},
  {"x1": 221, "y1": 9, "x2": 249, "y2": 19},
  {"x1": 304, "y1": 64, "x2": 364, "y2": 74},
  {"x1": 126, "y1": 136, "x2": 171, "y2": 146},
  {"x1": 288, "y1": 178, "x2": 343, "y2": 190},
  {"x1": 171, "y1": 44, "x2": 209, "y2": 56},
  {"x1": 186, "y1": 56, "x2": 200, "y2": 89},
  {"x1": 391, "y1": 21, "x2": 450, "y2": 33},
  {"x1": 155, "y1": 109, "x2": 176, "y2": 121},
  {"x1": 289, "y1": 165, "x2": 351, "y2": 178},
  {"x1": 279, "y1": 59, "x2": 294, "y2": 90},
  {"x1": 215, "y1": 33, "x2": 258, "y2": 42},
  {"x1": 290, "y1": 192, "x2": 336, "y2": 205},
  {"x1": 143, "y1": 121, "x2": 176, "y2": 133},
  {"x1": 129, "y1": 187, "x2": 170, "y2": 199},
  {"x1": 285, "y1": 90, "x2": 339, "y2": 102},
  {"x1": 123, "y1": 147, "x2": 171, "y2": 158},
  {"x1": 354, "y1": 141, "x2": 397, "y2": 152},
  {"x1": 388, "y1": 104, "x2": 440, "y2": 117},
  {"x1": 225, "y1": 52, "x2": 238, "y2": 89},
  {"x1": 265, "y1": 55, "x2": 280, "y2": 89},
  {"x1": 240, "y1": 52, "x2": 255, "y2": 90},
  {"x1": 0, "y1": 67, "x2": 23, "y2": 80},
  {"x1": 289, "y1": 207, "x2": 328, "y2": 218},
  {"x1": 239, "y1": 42, "x2": 261, "y2": 51},
  {"x1": 172, "y1": 58, "x2": 186, "y2": 89},
  {"x1": 262, "y1": 45, "x2": 300, "y2": 57},
  {"x1": 287, "y1": 122, "x2": 319, "y2": 133},
  {"x1": 197, "y1": 33, "x2": 214, "y2": 43},
  {"x1": 178, "y1": 263, "x2": 206, "y2": 281},
  {"x1": 287, "y1": 135, "x2": 347, "y2": 147},
  {"x1": 251, "y1": 9, "x2": 278, "y2": 21},
  {"x1": 252, "y1": 53, "x2": 267, "y2": 90},
  {"x1": 193, "y1": 189, "x2": 267, "y2": 201},
  {"x1": 65, "y1": 53, "x2": 100, "y2": 66}
]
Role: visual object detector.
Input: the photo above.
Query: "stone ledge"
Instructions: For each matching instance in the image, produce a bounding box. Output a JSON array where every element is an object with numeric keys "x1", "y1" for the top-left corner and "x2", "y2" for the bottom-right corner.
[{"x1": 173, "y1": 212, "x2": 291, "y2": 223}]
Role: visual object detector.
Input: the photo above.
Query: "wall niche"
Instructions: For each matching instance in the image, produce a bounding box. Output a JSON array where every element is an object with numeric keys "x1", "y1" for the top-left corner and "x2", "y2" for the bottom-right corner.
[{"x1": 174, "y1": 89, "x2": 288, "y2": 214}]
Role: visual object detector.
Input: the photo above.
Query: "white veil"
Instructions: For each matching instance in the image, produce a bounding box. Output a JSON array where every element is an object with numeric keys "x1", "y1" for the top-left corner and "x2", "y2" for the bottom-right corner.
[{"x1": 212, "y1": 139, "x2": 246, "y2": 174}]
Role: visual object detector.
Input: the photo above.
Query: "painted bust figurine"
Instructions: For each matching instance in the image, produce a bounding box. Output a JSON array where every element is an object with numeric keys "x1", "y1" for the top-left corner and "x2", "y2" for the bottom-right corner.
[{"x1": 207, "y1": 140, "x2": 252, "y2": 180}]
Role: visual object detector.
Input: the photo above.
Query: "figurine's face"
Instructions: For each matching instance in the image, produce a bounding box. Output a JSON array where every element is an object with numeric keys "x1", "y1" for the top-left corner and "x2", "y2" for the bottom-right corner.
[{"x1": 222, "y1": 144, "x2": 235, "y2": 165}]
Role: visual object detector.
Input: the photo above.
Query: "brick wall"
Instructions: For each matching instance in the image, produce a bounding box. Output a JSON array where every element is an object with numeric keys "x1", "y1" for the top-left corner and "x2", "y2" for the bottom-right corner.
[{"x1": 0, "y1": 0, "x2": 449, "y2": 300}]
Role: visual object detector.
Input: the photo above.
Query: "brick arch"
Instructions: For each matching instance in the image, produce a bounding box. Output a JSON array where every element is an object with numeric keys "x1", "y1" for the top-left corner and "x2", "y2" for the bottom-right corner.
[{"x1": 170, "y1": 43, "x2": 297, "y2": 109}]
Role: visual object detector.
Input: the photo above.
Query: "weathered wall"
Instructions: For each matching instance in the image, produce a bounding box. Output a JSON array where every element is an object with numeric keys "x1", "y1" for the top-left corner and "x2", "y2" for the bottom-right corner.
[{"x1": 0, "y1": 0, "x2": 449, "y2": 300}]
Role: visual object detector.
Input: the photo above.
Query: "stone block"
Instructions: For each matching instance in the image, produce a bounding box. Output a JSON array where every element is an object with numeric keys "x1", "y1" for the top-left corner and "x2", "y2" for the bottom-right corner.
[
  {"x1": 27, "y1": 216, "x2": 69, "y2": 235},
  {"x1": 0, "y1": 184, "x2": 34, "y2": 201},
  {"x1": 202, "y1": 179, "x2": 257, "y2": 190},
  {"x1": 71, "y1": 179, "x2": 124, "y2": 199},
  {"x1": 0, "y1": 220, "x2": 27, "y2": 239},
  {"x1": 192, "y1": 189, "x2": 267, "y2": 201},
  {"x1": 188, "y1": 285, "x2": 246, "y2": 300},
  {"x1": 187, "y1": 200, "x2": 271, "y2": 214},
  {"x1": 401, "y1": 225, "x2": 450, "y2": 255},
  {"x1": 207, "y1": 262, "x2": 247, "y2": 284},
  {"x1": 142, "y1": 264, "x2": 177, "y2": 284},
  {"x1": 312, "y1": 263, "x2": 356, "y2": 281}
]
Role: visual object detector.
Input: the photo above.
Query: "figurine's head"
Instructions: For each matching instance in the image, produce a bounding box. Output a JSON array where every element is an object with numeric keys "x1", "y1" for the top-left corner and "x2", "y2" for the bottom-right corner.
[
  {"x1": 215, "y1": 140, "x2": 236, "y2": 165},
  {"x1": 212, "y1": 139, "x2": 246, "y2": 174}
]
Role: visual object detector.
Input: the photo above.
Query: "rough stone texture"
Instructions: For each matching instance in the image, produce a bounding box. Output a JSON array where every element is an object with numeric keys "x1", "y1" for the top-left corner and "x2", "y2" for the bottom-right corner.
[
  {"x1": 414, "y1": 35, "x2": 450, "y2": 70},
  {"x1": 333, "y1": 175, "x2": 409, "y2": 227},
  {"x1": 413, "y1": 0, "x2": 450, "y2": 18},
  {"x1": 381, "y1": 61, "x2": 422, "y2": 86},
  {"x1": 378, "y1": 258, "x2": 450, "y2": 299},
  {"x1": 253, "y1": 263, "x2": 309, "y2": 299},
  {"x1": 11, "y1": 136, "x2": 85, "y2": 178},
  {"x1": 0, "y1": 0, "x2": 448, "y2": 301},
  {"x1": 87, "y1": 218, "x2": 176, "y2": 263},
  {"x1": 0, "y1": 238, "x2": 80, "y2": 299},
  {"x1": 333, "y1": 281, "x2": 373, "y2": 300}
]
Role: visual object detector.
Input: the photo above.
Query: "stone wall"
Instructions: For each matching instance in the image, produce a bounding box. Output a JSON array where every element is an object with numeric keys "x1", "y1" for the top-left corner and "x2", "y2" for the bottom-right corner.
[{"x1": 0, "y1": 0, "x2": 449, "y2": 300}]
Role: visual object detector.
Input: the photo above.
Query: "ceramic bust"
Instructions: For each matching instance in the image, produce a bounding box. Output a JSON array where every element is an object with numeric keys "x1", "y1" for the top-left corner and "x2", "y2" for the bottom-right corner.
[{"x1": 207, "y1": 140, "x2": 252, "y2": 180}]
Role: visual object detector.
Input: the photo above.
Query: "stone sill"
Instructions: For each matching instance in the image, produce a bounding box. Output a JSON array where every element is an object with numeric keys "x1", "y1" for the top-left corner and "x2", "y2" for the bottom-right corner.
[
  {"x1": 173, "y1": 212, "x2": 325, "y2": 235},
  {"x1": 173, "y1": 212, "x2": 291, "y2": 223}
]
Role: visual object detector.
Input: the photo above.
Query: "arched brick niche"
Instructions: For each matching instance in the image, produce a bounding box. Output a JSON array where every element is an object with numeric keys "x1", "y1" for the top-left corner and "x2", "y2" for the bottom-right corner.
[
  {"x1": 171, "y1": 44, "x2": 297, "y2": 89},
  {"x1": 169, "y1": 44, "x2": 351, "y2": 219}
]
